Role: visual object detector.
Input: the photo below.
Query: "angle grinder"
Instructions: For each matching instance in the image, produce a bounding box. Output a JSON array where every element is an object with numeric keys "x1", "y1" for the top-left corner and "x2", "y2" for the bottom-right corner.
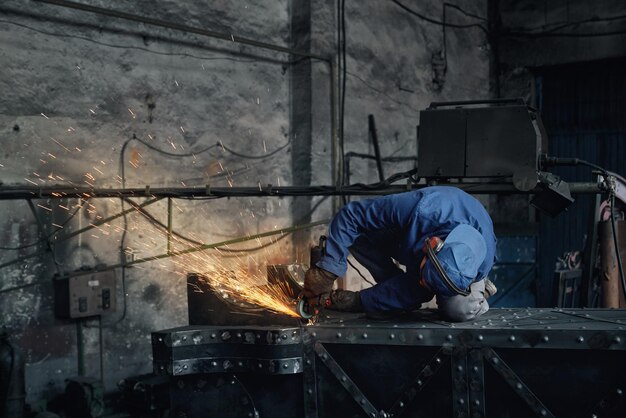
[{"x1": 296, "y1": 236, "x2": 329, "y2": 319}]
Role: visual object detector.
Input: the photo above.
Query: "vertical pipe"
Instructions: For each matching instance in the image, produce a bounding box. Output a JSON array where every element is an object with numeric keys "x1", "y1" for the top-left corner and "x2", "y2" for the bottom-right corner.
[
  {"x1": 167, "y1": 198, "x2": 173, "y2": 255},
  {"x1": 599, "y1": 220, "x2": 626, "y2": 308},
  {"x1": 330, "y1": 58, "x2": 340, "y2": 213},
  {"x1": 368, "y1": 115, "x2": 385, "y2": 182},
  {"x1": 76, "y1": 320, "x2": 84, "y2": 376}
]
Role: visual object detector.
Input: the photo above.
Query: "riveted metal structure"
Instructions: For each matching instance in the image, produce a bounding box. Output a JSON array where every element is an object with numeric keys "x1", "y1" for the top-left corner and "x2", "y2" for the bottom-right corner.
[{"x1": 153, "y1": 308, "x2": 626, "y2": 418}]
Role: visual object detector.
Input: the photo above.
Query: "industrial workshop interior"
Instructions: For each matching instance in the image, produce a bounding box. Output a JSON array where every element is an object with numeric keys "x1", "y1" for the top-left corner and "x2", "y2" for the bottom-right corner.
[{"x1": 3, "y1": 0, "x2": 626, "y2": 417}]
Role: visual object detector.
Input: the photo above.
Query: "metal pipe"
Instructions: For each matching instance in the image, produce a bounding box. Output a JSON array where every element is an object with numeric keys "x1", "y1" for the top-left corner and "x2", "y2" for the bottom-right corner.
[
  {"x1": 0, "y1": 182, "x2": 607, "y2": 200},
  {"x1": 599, "y1": 220, "x2": 626, "y2": 308},
  {"x1": 167, "y1": 198, "x2": 173, "y2": 255},
  {"x1": 368, "y1": 115, "x2": 385, "y2": 182},
  {"x1": 35, "y1": 0, "x2": 329, "y2": 61},
  {"x1": 330, "y1": 58, "x2": 340, "y2": 213}
]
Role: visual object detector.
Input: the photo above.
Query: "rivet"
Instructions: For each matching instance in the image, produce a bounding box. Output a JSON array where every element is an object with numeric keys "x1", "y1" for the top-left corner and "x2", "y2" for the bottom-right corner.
[
  {"x1": 509, "y1": 335, "x2": 516, "y2": 342},
  {"x1": 389, "y1": 333, "x2": 395, "y2": 339},
  {"x1": 477, "y1": 335, "x2": 484, "y2": 341},
  {"x1": 577, "y1": 336, "x2": 585, "y2": 343},
  {"x1": 341, "y1": 376, "x2": 347, "y2": 382},
  {"x1": 417, "y1": 379, "x2": 422, "y2": 386},
  {"x1": 399, "y1": 401, "x2": 405, "y2": 407},
  {"x1": 230, "y1": 380, "x2": 235, "y2": 385},
  {"x1": 417, "y1": 334, "x2": 424, "y2": 340},
  {"x1": 474, "y1": 399, "x2": 480, "y2": 406},
  {"x1": 457, "y1": 365, "x2": 463, "y2": 372},
  {"x1": 258, "y1": 363, "x2": 262, "y2": 368},
  {"x1": 446, "y1": 334, "x2": 453, "y2": 341},
  {"x1": 183, "y1": 364, "x2": 188, "y2": 370},
  {"x1": 614, "y1": 336, "x2": 622, "y2": 344},
  {"x1": 516, "y1": 383, "x2": 522, "y2": 390},
  {"x1": 435, "y1": 358, "x2": 442, "y2": 364},
  {"x1": 238, "y1": 361, "x2": 243, "y2": 367},
  {"x1": 158, "y1": 337, "x2": 163, "y2": 342},
  {"x1": 360, "y1": 399, "x2": 366, "y2": 405},
  {"x1": 283, "y1": 363, "x2": 289, "y2": 369},
  {"x1": 307, "y1": 389, "x2": 313, "y2": 394},
  {"x1": 362, "y1": 333, "x2": 368, "y2": 339},
  {"x1": 282, "y1": 334, "x2": 287, "y2": 340},
  {"x1": 336, "y1": 332, "x2": 342, "y2": 338},
  {"x1": 492, "y1": 357, "x2": 499, "y2": 365},
  {"x1": 312, "y1": 332, "x2": 317, "y2": 337},
  {"x1": 256, "y1": 334, "x2": 261, "y2": 339},
  {"x1": 322, "y1": 354, "x2": 327, "y2": 360},
  {"x1": 211, "y1": 361, "x2": 217, "y2": 367},
  {"x1": 540, "y1": 409, "x2": 547, "y2": 416},
  {"x1": 617, "y1": 388, "x2": 623, "y2": 395},
  {"x1": 221, "y1": 331, "x2": 231, "y2": 341},
  {"x1": 182, "y1": 336, "x2": 187, "y2": 341},
  {"x1": 237, "y1": 333, "x2": 242, "y2": 338},
  {"x1": 472, "y1": 366, "x2": 479, "y2": 373},
  {"x1": 542, "y1": 336, "x2": 549, "y2": 343},
  {"x1": 458, "y1": 398, "x2": 465, "y2": 405},
  {"x1": 306, "y1": 359, "x2": 311, "y2": 365}
]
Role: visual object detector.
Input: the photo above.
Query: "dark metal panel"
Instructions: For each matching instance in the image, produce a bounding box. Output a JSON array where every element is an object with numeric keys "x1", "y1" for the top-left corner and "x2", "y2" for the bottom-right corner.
[
  {"x1": 465, "y1": 105, "x2": 539, "y2": 179},
  {"x1": 418, "y1": 108, "x2": 467, "y2": 177}
]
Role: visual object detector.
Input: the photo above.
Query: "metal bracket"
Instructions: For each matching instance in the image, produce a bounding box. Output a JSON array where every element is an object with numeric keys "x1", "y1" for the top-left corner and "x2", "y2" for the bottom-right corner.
[
  {"x1": 388, "y1": 347, "x2": 447, "y2": 417},
  {"x1": 482, "y1": 347, "x2": 554, "y2": 417},
  {"x1": 314, "y1": 341, "x2": 385, "y2": 417}
]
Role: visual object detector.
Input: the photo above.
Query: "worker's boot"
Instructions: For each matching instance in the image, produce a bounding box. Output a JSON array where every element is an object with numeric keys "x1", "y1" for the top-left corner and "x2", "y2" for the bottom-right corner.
[
  {"x1": 327, "y1": 289, "x2": 363, "y2": 312},
  {"x1": 484, "y1": 278, "x2": 497, "y2": 299}
]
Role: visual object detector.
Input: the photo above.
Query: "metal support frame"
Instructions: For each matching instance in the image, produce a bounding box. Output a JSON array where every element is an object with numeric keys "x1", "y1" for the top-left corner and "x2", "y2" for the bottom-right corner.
[{"x1": 153, "y1": 308, "x2": 626, "y2": 417}]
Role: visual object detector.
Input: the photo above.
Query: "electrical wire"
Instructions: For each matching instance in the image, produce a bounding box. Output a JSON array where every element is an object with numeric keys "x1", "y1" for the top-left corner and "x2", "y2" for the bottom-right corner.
[
  {"x1": 347, "y1": 258, "x2": 375, "y2": 286},
  {"x1": 391, "y1": 0, "x2": 489, "y2": 34},
  {"x1": 217, "y1": 139, "x2": 291, "y2": 160}
]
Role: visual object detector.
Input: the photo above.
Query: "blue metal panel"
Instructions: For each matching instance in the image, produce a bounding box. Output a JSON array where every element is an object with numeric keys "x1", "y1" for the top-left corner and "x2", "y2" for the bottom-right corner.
[
  {"x1": 490, "y1": 236, "x2": 536, "y2": 308},
  {"x1": 536, "y1": 59, "x2": 626, "y2": 307}
]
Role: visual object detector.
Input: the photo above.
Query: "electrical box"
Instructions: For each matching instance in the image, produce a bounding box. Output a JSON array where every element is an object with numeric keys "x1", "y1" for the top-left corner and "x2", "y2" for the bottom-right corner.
[{"x1": 54, "y1": 270, "x2": 116, "y2": 319}]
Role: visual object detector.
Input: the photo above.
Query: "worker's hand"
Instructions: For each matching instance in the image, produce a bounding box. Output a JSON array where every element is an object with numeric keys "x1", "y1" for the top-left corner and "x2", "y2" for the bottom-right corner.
[
  {"x1": 303, "y1": 267, "x2": 337, "y2": 299},
  {"x1": 327, "y1": 289, "x2": 363, "y2": 313}
]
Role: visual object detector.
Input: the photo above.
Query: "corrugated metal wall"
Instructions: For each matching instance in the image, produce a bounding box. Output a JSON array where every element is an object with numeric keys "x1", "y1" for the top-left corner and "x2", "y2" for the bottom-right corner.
[{"x1": 536, "y1": 58, "x2": 626, "y2": 307}]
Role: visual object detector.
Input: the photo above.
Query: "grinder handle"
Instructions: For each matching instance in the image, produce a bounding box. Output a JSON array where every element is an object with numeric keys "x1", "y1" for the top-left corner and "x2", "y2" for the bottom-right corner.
[{"x1": 309, "y1": 236, "x2": 327, "y2": 267}]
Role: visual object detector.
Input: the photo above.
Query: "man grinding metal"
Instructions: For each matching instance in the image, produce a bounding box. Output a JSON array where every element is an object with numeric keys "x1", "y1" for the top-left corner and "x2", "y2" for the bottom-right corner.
[{"x1": 303, "y1": 186, "x2": 498, "y2": 322}]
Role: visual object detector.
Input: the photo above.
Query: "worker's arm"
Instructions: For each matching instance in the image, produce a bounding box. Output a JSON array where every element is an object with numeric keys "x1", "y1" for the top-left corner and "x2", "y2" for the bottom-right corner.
[{"x1": 358, "y1": 271, "x2": 434, "y2": 311}]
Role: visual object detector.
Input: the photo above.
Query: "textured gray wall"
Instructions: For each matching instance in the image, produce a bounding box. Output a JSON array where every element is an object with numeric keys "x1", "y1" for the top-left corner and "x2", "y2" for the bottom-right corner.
[{"x1": 0, "y1": 0, "x2": 489, "y2": 402}]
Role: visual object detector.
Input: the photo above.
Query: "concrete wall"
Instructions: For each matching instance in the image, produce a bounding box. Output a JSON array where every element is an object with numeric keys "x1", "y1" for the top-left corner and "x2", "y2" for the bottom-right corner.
[{"x1": 0, "y1": 0, "x2": 490, "y2": 404}]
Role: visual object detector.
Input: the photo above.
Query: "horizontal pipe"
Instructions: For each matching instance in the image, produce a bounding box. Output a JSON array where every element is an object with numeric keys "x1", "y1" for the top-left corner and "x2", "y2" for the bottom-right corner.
[
  {"x1": 35, "y1": 0, "x2": 329, "y2": 62},
  {"x1": 0, "y1": 182, "x2": 606, "y2": 200}
]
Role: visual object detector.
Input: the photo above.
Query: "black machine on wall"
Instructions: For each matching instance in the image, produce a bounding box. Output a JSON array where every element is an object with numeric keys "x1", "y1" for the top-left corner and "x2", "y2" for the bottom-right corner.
[{"x1": 417, "y1": 98, "x2": 576, "y2": 216}]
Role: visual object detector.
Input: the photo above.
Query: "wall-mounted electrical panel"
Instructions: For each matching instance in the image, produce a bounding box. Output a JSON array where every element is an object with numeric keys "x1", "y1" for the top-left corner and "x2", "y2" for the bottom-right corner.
[{"x1": 54, "y1": 270, "x2": 116, "y2": 318}]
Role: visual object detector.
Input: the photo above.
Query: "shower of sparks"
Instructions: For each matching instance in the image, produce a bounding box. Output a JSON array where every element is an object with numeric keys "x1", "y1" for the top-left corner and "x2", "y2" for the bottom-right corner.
[{"x1": 119, "y1": 199, "x2": 301, "y2": 318}]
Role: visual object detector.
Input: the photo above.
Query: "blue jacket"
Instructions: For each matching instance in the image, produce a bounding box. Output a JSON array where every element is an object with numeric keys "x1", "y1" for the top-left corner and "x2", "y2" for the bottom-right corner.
[{"x1": 317, "y1": 186, "x2": 497, "y2": 311}]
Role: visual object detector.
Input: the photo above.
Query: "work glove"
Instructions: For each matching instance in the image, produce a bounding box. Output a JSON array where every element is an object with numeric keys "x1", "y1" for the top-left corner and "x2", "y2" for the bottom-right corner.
[
  {"x1": 327, "y1": 289, "x2": 363, "y2": 313},
  {"x1": 303, "y1": 267, "x2": 337, "y2": 299}
]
